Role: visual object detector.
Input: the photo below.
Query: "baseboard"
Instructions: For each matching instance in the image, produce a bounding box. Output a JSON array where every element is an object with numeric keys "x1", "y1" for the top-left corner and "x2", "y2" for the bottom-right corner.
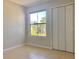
[
  {"x1": 52, "y1": 48, "x2": 74, "y2": 54},
  {"x1": 26, "y1": 43, "x2": 51, "y2": 49},
  {"x1": 3, "y1": 43, "x2": 25, "y2": 52}
]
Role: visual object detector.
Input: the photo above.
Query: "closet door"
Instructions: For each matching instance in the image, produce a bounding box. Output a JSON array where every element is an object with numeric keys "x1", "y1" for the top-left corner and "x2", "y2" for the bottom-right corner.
[
  {"x1": 58, "y1": 7, "x2": 66, "y2": 51},
  {"x1": 52, "y1": 8, "x2": 59, "y2": 49},
  {"x1": 66, "y1": 5, "x2": 74, "y2": 52}
]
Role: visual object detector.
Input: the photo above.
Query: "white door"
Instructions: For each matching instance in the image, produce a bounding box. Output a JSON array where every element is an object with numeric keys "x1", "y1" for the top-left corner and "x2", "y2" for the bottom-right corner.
[
  {"x1": 58, "y1": 7, "x2": 66, "y2": 51},
  {"x1": 66, "y1": 4, "x2": 74, "y2": 52},
  {"x1": 52, "y1": 4, "x2": 74, "y2": 53},
  {"x1": 52, "y1": 8, "x2": 59, "y2": 50}
]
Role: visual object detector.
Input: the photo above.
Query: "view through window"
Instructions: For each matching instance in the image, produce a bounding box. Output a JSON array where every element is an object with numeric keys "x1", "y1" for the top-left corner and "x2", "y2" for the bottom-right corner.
[{"x1": 30, "y1": 11, "x2": 46, "y2": 36}]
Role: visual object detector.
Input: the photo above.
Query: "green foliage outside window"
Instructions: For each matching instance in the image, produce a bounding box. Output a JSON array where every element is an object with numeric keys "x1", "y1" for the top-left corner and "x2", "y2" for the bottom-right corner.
[{"x1": 30, "y1": 11, "x2": 46, "y2": 36}]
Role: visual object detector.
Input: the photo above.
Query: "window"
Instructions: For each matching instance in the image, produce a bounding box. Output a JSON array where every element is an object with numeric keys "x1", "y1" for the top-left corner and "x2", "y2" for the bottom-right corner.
[{"x1": 30, "y1": 11, "x2": 46, "y2": 36}]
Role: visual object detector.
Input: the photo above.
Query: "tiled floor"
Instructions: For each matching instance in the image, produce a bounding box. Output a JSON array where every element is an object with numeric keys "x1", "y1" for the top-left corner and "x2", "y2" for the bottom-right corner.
[{"x1": 4, "y1": 45, "x2": 74, "y2": 59}]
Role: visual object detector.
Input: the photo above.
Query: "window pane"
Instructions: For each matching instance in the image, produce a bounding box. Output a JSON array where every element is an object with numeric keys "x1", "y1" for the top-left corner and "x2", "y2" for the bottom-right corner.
[
  {"x1": 30, "y1": 11, "x2": 46, "y2": 36},
  {"x1": 30, "y1": 13, "x2": 37, "y2": 24},
  {"x1": 37, "y1": 24, "x2": 46, "y2": 36},
  {"x1": 38, "y1": 11, "x2": 46, "y2": 23},
  {"x1": 31, "y1": 25, "x2": 37, "y2": 36}
]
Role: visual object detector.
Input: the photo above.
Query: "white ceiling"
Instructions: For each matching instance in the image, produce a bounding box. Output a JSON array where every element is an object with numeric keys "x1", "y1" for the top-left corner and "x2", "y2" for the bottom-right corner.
[{"x1": 8, "y1": 0, "x2": 74, "y2": 7}]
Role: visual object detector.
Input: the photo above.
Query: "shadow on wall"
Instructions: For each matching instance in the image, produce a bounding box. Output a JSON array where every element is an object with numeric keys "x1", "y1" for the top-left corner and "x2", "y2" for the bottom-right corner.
[{"x1": 22, "y1": 7, "x2": 29, "y2": 43}]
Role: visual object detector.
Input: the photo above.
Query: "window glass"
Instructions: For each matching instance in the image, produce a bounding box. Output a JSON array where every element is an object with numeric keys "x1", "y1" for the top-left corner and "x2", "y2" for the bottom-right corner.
[
  {"x1": 30, "y1": 13, "x2": 37, "y2": 24},
  {"x1": 38, "y1": 11, "x2": 46, "y2": 23},
  {"x1": 30, "y1": 11, "x2": 46, "y2": 36}
]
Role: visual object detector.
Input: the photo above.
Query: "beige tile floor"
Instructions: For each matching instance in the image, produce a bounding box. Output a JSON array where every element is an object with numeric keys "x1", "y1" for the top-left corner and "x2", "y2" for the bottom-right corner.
[{"x1": 4, "y1": 45, "x2": 74, "y2": 59}]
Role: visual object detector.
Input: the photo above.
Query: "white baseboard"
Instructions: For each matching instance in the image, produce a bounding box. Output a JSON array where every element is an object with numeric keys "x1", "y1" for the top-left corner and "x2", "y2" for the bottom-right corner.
[
  {"x1": 26, "y1": 43, "x2": 52, "y2": 49},
  {"x1": 3, "y1": 43, "x2": 25, "y2": 52},
  {"x1": 4, "y1": 43, "x2": 52, "y2": 52}
]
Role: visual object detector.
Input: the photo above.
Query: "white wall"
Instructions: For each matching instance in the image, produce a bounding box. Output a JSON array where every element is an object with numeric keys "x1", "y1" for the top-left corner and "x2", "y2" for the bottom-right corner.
[
  {"x1": 25, "y1": 0, "x2": 74, "y2": 52},
  {"x1": 3, "y1": 0, "x2": 25, "y2": 49},
  {"x1": 3, "y1": 0, "x2": 74, "y2": 53},
  {"x1": 26, "y1": 3, "x2": 52, "y2": 48}
]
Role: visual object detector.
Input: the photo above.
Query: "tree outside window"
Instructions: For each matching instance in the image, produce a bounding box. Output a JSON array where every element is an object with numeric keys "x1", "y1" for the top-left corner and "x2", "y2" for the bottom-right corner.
[{"x1": 30, "y1": 11, "x2": 46, "y2": 36}]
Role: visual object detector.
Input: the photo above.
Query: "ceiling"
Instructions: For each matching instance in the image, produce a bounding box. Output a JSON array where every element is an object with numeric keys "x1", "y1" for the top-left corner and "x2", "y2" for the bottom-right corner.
[{"x1": 8, "y1": 0, "x2": 74, "y2": 7}]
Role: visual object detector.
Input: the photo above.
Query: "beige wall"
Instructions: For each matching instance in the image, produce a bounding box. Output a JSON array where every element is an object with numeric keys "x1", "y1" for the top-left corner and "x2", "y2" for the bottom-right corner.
[{"x1": 3, "y1": 0, "x2": 25, "y2": 49}]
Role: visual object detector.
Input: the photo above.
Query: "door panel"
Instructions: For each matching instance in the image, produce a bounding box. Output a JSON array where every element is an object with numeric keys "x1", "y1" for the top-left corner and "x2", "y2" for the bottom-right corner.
[
  {"x1": 52, "y1": 4, "x2": 74, "y2": 53},
  {"x1": 66, "y1": 5, "x2": 74, "y2": 52},
  {"x1": 52, "y1": 8, "x2": 59, "y2": 49},
  {"x1": 58, "y1": 7, "x2": 66, "y2": 50}
]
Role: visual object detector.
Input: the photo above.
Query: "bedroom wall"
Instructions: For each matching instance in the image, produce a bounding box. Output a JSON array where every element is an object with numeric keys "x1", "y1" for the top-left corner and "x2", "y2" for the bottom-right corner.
[
  {"x1": 3, "y1": 0, "x2": 74, "y2": 53},
  {"x1": 3, "y1": 0, "x2": 25, "y2": 49},
  {"x1": 25, "y1": 3, "x2": 52, "y2": 48},
  {"x1": 24, "y1": 0, "x2": 74, "y2": 52}
]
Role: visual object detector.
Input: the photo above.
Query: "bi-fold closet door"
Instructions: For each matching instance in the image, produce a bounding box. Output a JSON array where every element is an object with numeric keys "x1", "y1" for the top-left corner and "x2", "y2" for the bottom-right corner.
[{"x1": 52, "y1": 4, "x2": 74, "y2": 53}]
